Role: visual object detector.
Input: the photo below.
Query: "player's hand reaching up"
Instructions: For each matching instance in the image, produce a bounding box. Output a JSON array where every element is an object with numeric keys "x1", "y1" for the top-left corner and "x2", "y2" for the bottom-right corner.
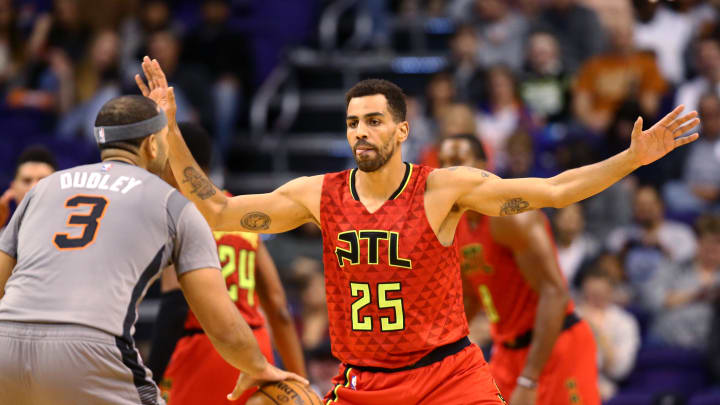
[
  {"x1": 628, "y1": 105, "x2": 700, "y2": 167},
  {"x1": 135, "y1": 56, "x2": 177, "y2": 124},
  {"x1": 228, "y1": 363, "x2": 309, "y2": 401}
]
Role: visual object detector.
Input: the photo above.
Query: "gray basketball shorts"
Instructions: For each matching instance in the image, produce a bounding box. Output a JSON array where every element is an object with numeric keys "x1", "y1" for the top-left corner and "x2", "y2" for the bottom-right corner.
[{"x1": 0, "y1": 321, "x2": 164, "y2": 405}]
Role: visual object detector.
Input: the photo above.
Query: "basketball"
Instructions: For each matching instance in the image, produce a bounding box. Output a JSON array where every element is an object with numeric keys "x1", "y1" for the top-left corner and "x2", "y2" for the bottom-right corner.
[{"x1": 247, "y1": 380, "x2": 324, "y2": 405}]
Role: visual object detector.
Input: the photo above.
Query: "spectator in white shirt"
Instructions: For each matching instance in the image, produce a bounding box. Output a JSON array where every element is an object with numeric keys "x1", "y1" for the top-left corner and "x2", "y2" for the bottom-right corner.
[
  {"x1": 664, "y1": 92, "x2": 720, "y2": 216},
  {"x1": 633, "y1": 0, "x2": 694, "y2": 84},
  {"x1": 675, "y1": 36, "x2": 720, "y2": 114},
  {"x1": 607, "y1": 185, "x2": 697, "y2": 307},
  {"x1": 647, "y1": 214, "x2": 720, "y2": 351},
  {"x1": 578, "y1": 268, "x2": 640, "y2": 401},
  {"x1": 554, "y1": 203, "x2": 601, "y2": 288}
]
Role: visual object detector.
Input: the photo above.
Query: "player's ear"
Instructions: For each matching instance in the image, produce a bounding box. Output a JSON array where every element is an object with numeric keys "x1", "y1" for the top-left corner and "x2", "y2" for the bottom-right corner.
[
  {"x1": 396, "y1": 120, "x2": 409, "y2": 143},
  {"x1": 142, "y1": 133, "x2": 159, "y2": 160}
]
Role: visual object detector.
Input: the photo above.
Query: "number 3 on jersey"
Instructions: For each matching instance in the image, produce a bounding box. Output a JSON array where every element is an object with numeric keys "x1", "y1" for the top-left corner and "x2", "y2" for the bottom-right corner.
[
  {"x1": 218, "y1": 245, "x2": 255, "y2": 305},
  {"x1": 53, "y1": 195, "x2": 109, "y2": 250},
  {"x1": 350, "y1": 282, "x2": 404, "y2": 332}
]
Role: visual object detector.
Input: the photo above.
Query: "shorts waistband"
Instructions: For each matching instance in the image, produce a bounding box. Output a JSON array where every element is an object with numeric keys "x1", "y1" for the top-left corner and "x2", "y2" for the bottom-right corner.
[
  {"x1": 501, "y1": 312, "x2": 581, "y2": 350},
  {"x1": 344, "y1": 336, "x2": 471, "y2": 373},
  {"x1": 0, "y1": 321, "x2": 116, "y2": 344}
]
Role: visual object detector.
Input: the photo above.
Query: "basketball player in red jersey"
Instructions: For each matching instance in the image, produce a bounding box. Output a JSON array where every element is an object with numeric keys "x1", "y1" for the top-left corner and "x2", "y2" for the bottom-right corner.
[
  {"x1": 438, "y1": 134, "x2": 599, "y2": 405},
  {"x1": 147, "y1": 123, "x2": 306, "y2": 404},
  {"x1": 136, "y1": 56, "x2": 698, "y2": 404}
]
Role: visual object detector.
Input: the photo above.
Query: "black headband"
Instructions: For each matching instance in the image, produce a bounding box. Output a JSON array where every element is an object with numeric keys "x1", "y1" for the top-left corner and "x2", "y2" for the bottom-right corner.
[{"x1": 93, "y1": 112, "x2": 168, "y2": 144}]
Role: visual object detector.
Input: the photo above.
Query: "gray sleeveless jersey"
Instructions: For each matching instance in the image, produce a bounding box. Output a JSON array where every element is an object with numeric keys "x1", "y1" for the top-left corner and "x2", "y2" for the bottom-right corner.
[{"x1": 0, "y1": 161, "x2": 220, "y2": 340}]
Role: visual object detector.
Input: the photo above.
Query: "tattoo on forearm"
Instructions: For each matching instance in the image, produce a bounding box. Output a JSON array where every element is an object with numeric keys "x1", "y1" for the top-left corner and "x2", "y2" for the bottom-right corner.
[
  {"x1": 241, "y1": 211, "x2": 271, "y2": 231},
  {"x1": 182, "y1": 167, "x2": 217, "y2": 200},
  {"x1": 499, "y1": 198, "x2": 530, "y2": 216}
]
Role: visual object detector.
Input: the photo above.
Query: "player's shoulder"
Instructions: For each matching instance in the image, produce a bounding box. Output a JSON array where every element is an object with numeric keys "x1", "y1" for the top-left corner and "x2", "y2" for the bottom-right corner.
[
  {"x1": 427, "y1": 165, "x2": 497, "y2": 191},
  {"x1": 277, "y1": 174, "x2": 324, "y2": 194}
]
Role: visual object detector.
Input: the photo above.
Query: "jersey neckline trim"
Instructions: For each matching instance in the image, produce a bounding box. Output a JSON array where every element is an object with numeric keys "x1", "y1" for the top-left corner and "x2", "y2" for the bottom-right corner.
[{"x1": 348, "y1": 162, "x2": 413, "y2": 202}]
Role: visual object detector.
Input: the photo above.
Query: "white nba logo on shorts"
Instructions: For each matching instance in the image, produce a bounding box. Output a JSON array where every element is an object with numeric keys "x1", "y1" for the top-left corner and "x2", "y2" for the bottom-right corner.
[
  {"x1": 351, "y1": 375, "x2": 357, "y2": 390},
  {"x1": 98, "y1": 128, "x2": 106, "y2": 143}
]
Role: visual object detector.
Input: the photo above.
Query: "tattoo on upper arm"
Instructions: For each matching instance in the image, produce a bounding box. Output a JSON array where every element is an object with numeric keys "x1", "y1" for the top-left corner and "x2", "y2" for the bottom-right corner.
[
  {"x1": 499, "y1": 198, "x2": 530, "y2": 216},
  {"x1": 182, "y1": 167, "x2": 217, "y2": 200},
  {"x1": 447, "y1": 166, "x2": 490, "y2": 177},
  {"x1": 241, "y1": 211, "x2": 271, "y2": 231}
]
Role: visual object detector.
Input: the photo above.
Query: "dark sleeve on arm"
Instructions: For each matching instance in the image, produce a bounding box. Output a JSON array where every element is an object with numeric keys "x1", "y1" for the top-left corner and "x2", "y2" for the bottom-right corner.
[{"x1": 146, "y1": 289, "x2": 190, "y2": 383}]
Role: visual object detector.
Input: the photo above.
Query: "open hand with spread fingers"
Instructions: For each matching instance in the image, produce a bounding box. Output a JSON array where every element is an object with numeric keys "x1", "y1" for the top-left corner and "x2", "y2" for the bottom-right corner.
[
  {"x1": 629, "y1": 105, "x2": 700, "y2": 167},
  {"x1": 134, "y1": 56, "x2": 176, "y2": 124}
]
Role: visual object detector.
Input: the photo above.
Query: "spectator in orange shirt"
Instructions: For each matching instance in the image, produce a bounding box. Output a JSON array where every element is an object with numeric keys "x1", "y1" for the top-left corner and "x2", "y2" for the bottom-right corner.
[{"x1": 573, "y1": 23, "x2": 667, "y2": 133}]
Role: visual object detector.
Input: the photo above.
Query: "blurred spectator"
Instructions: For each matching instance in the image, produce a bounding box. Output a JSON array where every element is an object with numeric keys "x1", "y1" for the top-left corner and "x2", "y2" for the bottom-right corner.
[
  {"x1": 664, "y1": 92, "x2": 720, "y2": 216},
  {"x1": 0, "y1": 145, "x2": 57, "y2": 228},
  {"x1": 419, "y1": 102, "x2": 477, "y2": 168},
  {"x1": 33, "y1": 0, "x2": 90, "y2": 61},
  {"x1": 477, "y1": 65, "x2": 534, "y2": 173},
  {"x1": 676, "y1": 36, "x2": 720, "y2": 115},
  {"x1": 447, "y1": 24, "x2": 484, "y2": 103},
  {"x1": 452, "y1": 0, "x2": 528, "y2": 71},
  {"x1": 580, "y1": 0, "x2": 634, "y2": 34},
  {"x1": 577, "y1": 268, "x2": 640, "y2": 401},
  {"x1": 0, "y1": 0, "x2": 25, "y2": 93},
  {"x1": 633, "y1": 0, "x2": 694, "y2": 84},
  {"x1": 402, "y1": 96, "x2": 433, "y2": 164},
  {"x1": 573, "y1": 22, "x2": 667, "y2": 133},
  {"x1": 147, "y1": 29, "x2": 207, "y2": 124},
  {"x1": 292, "y1": 256, "x2": 328, "y2": 350},
  {"x1": 182, "y1": 0, "x2": 252, "y2": 151},
  {"x1": 554, "y1": 203, "x2": 601, "y2": 288},
  {"x1": 647, "y1": 214, "x2": 720, "y2": 351},
  {"x1": 520, "y1": 30, "x2": 572, "y2": 123},
  {"x1": 502, "y1": 130, "x2": 549, "y2": 178},
  {"x1": 306, "y1": 344, "x2": 340, "y2": 399},
  {"x1": 607, "y1": 185, "x2": 697, "y2": 305},
  {"x1": 119, "y1": 0, "x2": 176, "y2": 87},
  {"x1": 57, "y1": 29, "x2": 121, "y2": 142},
  {"x1": 424, "y1": 71, "x2": 456, "y2": 129},
  {"x1": 533, "y1": 0, "x2": 607, "y2": 73}
]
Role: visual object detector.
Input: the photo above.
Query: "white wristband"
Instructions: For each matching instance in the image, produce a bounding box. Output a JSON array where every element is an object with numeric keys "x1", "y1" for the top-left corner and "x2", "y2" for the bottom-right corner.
[{"x1": 517, "y1": 375, "x2": 538, "y2": 389}]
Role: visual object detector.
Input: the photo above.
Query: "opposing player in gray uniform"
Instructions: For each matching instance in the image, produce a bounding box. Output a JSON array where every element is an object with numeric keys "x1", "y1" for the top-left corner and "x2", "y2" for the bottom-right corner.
[{"x1": 0, "y1": 95, "x2": 306, "y2": 405}]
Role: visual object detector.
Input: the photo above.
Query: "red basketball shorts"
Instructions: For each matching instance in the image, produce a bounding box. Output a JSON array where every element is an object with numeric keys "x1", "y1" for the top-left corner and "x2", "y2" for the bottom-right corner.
[
  {"x1": 490, "y1": 320, "x2": 600, "y2": 405},
  {"x1": 323, "y1": 343, "x2": 507, "y2": 405},
  {"x1": 162, "y1": 326, "x2": 274, "y2": 405}
]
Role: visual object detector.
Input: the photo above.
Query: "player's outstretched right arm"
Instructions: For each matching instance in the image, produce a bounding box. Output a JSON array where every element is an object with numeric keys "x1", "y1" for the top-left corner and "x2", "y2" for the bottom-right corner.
[{"x1": 136, "y1": 57, "x2": 320, "y2": 233}]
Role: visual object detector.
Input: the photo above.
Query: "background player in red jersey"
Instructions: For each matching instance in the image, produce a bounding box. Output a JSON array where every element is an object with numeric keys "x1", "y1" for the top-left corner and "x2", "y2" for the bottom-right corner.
[
  {"x1": 147, "y1": 123, "x2": 307, "y2": 404},
  {"x1": 438, "y1": 134, "x2": 600, "y2": 405},
  {"x1": 136, "y1": 56, "x2": 698, "y2": 404}
]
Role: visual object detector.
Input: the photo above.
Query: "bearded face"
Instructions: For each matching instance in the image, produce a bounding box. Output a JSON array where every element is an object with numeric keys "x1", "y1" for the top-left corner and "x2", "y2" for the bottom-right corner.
[{"x1": 353, "y1": 136, "x2": 397, "y2": 172}]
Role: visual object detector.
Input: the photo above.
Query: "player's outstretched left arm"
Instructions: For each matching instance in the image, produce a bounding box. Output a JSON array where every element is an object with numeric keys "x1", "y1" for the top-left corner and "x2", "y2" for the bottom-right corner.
[
  {"x1": 0, "y1": 250, "x2": 15, "y2": 300},
  {"x1": 437, "y1": 106, "x2": 699, "y2": 216},
  {"x1": 136, "y1": 57, "x2": 320, "y2": 233},
  {"x1": 255, "y1": 241, "x2": 308, "y2": 378}
]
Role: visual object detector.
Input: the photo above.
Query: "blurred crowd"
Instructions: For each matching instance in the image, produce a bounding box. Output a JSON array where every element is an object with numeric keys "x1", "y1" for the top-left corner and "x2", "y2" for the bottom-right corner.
[{"x1": 4, "y1": 0, "x2": 720, "y2": 402}]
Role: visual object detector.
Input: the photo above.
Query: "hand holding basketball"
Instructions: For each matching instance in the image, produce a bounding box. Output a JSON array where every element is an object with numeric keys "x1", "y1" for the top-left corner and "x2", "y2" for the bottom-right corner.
[{"x1": 228, "y1": 363, "x2": 309, "y2": 401}]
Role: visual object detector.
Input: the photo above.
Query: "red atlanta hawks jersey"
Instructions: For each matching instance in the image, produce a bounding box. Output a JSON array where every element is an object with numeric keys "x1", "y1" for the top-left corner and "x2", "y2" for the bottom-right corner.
[
  {"x1": 456, "y1": 213, "x2": 573, "y2": 343},
  {"x1": 184, "y1": 231, "x2": 265, "y2": 330},
  {"x1": 320, "y1": 163, "x2": 469, "y2": 368}
]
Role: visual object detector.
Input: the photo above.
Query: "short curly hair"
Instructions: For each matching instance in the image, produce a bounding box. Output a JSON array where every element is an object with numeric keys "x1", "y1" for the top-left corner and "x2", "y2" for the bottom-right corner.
[{"x1": 345, "y1": 79, "x2": 407, "y2": 122}]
